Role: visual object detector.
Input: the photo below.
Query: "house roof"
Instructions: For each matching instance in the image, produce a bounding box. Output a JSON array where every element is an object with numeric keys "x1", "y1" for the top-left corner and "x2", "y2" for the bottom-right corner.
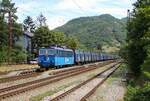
[{"x1": 24, "y1": 31, "x2": 34, "y2": 37}]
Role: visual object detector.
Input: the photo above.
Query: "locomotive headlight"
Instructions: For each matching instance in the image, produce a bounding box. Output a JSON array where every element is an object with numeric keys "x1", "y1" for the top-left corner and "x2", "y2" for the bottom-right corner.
[
  {"x1": 51, "y1": 60, "x2": 54, "y2": 63},
  {"x1": 46, "y1": 57, "x2": 49, "y2": 61}
]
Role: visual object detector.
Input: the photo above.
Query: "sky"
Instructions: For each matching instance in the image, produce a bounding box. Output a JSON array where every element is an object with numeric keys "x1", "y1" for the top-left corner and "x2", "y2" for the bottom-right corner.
[{"x1": 11, "y1": 0, "x2": 137, "y2": 29}]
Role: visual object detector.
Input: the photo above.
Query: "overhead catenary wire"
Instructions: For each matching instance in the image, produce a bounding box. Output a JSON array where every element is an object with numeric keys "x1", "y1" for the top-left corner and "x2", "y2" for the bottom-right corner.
[{"x1": 71, "y1": 0, "x2": 88, "y2": 16}]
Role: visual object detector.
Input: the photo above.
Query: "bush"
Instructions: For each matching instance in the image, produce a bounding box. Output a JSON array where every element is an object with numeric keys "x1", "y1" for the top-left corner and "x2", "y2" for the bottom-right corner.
[
  {"x1": 10, "y1": 47, "x2": 27, "y2": 63},
  {"x1": 0, "y1": 47, "x2": 7, "y2": 65},
  {"x1": 141, "y1": 46, "x2": 150, "y2": 80},
  {"x1": 124, "y1": 83, "x2": 150, "y2": 101},
  {"x1": 141, "y1": 58, "x2": 150, "y2": 81},
  {"x1": 0, "y1": 45, "x2": 27, "y2": 64}
]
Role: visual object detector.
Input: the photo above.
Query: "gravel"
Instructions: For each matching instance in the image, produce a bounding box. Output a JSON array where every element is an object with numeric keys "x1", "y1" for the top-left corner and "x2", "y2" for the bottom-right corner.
[
  {"x1": 56, "y1": 66, "x2": 117, "y2": 101},
  {"x1": 87, "y1": 66, "x2": 126, "y2": 101}
]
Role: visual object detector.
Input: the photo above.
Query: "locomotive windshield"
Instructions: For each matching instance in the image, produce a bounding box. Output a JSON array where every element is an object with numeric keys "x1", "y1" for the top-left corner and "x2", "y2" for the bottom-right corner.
[
  {"x1": 48, "y1": 49, "x2": 56, "y2": 55},
  {"x1": 39, "y1": 49, "x2": 46, "y2": 55}
]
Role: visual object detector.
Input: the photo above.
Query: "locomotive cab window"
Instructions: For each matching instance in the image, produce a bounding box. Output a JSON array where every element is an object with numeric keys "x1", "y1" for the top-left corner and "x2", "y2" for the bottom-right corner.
[
  {"x1": 68, "y1": 51, "x2": 73, "y2": 57},
  {"x1": 48, "y1": 49, "x2": 56, "y2": 55},
  {"x1": 57, "y1": 50, "x2": 62, "y2": 57},
  {"x1": 39, "y1": 49, "x2": 46, "y2": 55}
]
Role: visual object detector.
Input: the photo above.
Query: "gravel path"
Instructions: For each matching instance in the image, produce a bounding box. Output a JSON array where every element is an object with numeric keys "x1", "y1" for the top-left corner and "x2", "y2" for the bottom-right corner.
[
  {"x1": 2, "y1": 62, "x2": 116, "y2": 101},
  {"x1": 57, "y1": 66, "x2": 117, "y2": 101},
  {"x1": 87, "y1": 66, "x2": 126, "y2": 101}
]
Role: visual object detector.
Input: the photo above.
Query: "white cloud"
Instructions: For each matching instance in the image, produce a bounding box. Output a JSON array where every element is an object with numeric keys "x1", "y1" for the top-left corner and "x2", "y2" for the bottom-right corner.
[
  {"x1": 47, "y1": 16, "x2": 68, "y2": 30},
  {"x1": 46, "y1": 0, "x2": 137, "y2": 29},
  {"x1": 13, "y1": 0, "x2": 137, "y2": 29},
  {"x1": 54, "y1": 0, "x2": 78, "y2": 10},
  {"x1": 53, "y1": 0, "x2": 136, "y2": 18},
  {"x1": 54, "y1": 0, "x2": 107, "y2": 12},
  {"x1": 93, "y1": 8, "x2": 128, "y2": 18}
]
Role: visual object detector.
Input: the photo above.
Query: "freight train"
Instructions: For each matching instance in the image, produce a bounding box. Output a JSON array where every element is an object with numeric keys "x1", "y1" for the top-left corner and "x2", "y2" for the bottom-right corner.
[{"x1": 38, "y1": 46, "x2": 117, "y2": 68}]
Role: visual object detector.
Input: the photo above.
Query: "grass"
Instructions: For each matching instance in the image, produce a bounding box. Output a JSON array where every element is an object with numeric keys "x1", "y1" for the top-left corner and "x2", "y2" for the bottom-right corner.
[
  {"x1": 142, "y1": 61, "x2": 150, "y2": 81},
  {"x1": 102, "y1": 45, "x2": 120, "y2": 53},
  {"x1": 87, "y1": 73, "x2": 96, "y2": 78},
  {"x1": 143, "y1": 71, "x2": 150, "y2": 79},
  {"x1": 107, "y1": 77, "x2": 119, "y2": 84},
  {"x1": 30, "y1": 80, "x2": 81, "y2": 101}
]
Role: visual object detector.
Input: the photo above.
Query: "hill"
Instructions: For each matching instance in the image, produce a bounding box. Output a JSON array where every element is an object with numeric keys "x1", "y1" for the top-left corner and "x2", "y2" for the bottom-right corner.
[{"x1": 54, "y1": 14, "x2": 127, "y2": 53}]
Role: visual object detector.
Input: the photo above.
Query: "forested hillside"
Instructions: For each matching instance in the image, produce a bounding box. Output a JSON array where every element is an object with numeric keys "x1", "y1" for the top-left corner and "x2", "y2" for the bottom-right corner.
[{"x1": 55, "y1": 14, "x2": 127, "y2": 53}]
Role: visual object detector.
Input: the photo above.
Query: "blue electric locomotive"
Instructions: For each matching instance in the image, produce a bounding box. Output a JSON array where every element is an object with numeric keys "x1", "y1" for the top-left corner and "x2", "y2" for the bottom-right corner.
[
  {"x1": 38, "y1": 46, "x2": 117, "y2": 68},
  {"x1": 38, "y1": 46, "x2": 74, "y2": 68}
]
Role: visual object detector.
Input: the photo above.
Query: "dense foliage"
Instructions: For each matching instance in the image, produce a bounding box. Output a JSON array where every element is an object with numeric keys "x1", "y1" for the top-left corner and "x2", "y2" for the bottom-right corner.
[
  {"x1": 33, "y1": 26, "x2": 65, "y2": 48},
  {"x1": 125, "y1": 83, "x2": 150, "y2": 101},
  {"x1": 0, "y1": 0, "x2": 80, "y2": 64},
  {"x1": 23, "y1": 16, "x2": 36, "y2": 33},
  {"x1": 32, "y1": 26, "x2": 79, "y2": 55},
  {"x1": 123, "y1": 0, "x2": 150, "y2": 101},
  {"x1": 55, "y1": 14, "x2": 127, "y2": 52},
  {"x1": 124, "y1": 0, "x2": 150, "y2": 76},
  {"x1": 0, "y1": 0, "x2": 26, "y2": 64}
]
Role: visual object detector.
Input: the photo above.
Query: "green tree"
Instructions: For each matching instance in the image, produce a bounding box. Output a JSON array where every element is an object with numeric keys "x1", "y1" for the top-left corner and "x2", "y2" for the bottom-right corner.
[
  {"x1": 0, "y1": 1, "x2": 8, "y2": 46},
  {"x1": 0, "y1": 0, "x2": 25, "y2": 63},
  {"x1": 0, "y1": 0, "x2": 22, "y2": 46},
  {"x1": 125, "y1": 0, "x2": 150, "y2": 76},
  {"x1": 37, "y1": 13, "x2": 46, "y2": 27},
  {"x1": 119, "y1": 44, "x2": 128, "y2": 61},
  {"x1": 66, "y1": 36, "x2": 79, "y2": 50},
  {"x1": 33, "y1": 26, "x2": 50, "y2": 49},
  {"x1": 33, "y1": 26, "x2": 67, "y2": 53},
  {"x1": 51, "y1": 31, "x2": 66, "y2": 45},
  {"x1": 0, "y1": 14, "x2": 7, "y2": 46},
  {"x1": 10, "y1": 45, "x2": 27, "y2": 63},
  {"x1": 96, "y1": 43, "x2": 102, "y2": 52},
  {"x1": 23, "y1": 16, "x2": 36, "y2": 32},
  {"x1": 0, "y1": 46, "x2": 8, "y2": 64}
]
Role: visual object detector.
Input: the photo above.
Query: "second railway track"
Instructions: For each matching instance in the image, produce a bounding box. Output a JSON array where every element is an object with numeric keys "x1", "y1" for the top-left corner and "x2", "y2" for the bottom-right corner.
[{"x1": 50, "y1": 63, "x2": 120, "y2": 101}]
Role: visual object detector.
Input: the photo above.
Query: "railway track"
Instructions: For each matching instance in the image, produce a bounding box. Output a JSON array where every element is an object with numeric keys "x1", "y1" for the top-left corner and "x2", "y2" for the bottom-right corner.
[
  {"x1": 0, "y1": 69, "x2": 40, "y2": 83},
  {"x1": 0, "y1": 72, "x2": 7, "y2": 76},
  {"x1": 0, "y1": 60, "x2": 113, "y2": 83},
  {"x1": 51, "y1": 60, "x2": 114, "y2": 75},
  {"x1": 81, "y1": 63, "x2": 121, "y2": 101},
  {"x1": 50, "y1": 63, "x2": 120, "y2": 101},
  {"x1": 0, "y1": 61, "x2": 116, "y2": 100}
]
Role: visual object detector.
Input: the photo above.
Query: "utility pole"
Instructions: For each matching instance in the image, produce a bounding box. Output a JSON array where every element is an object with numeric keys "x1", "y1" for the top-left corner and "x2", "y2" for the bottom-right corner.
[{"x1": 127, "y1": 9, "x2": 131, "y2": 22}]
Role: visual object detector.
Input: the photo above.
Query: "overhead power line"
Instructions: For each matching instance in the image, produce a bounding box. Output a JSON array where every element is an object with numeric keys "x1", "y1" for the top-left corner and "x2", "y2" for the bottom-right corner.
[{"x1": 71, "y1": 0, "x2": 88, "y2": 15}]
